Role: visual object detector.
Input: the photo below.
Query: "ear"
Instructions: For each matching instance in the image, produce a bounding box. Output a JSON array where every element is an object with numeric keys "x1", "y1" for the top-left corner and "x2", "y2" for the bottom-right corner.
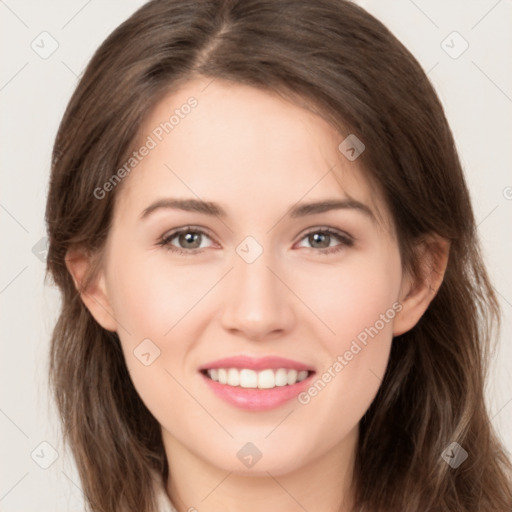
[
  {"x1": 393, "y1": 235, "x2": 450, "y2": 337},
  {"x1": 65, "y1": 248, "x2": 117, "y2": 332}
]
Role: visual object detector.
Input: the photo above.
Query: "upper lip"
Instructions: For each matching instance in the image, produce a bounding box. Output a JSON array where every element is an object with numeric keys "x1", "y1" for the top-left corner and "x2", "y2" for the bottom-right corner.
[{"x1": 199, "y1": 355, "x2": 315, "y2": 372}]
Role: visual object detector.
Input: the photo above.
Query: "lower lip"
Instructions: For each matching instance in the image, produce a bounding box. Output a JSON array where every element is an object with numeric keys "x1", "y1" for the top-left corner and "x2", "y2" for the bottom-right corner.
[{"x1": 200, "y1": 371, "x2": 314, "y2": 411}]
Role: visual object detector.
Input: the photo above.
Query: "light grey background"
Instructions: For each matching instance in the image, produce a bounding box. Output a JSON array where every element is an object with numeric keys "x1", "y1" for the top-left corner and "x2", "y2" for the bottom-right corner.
[{"x1": 1, "y1": 0, "x2": 511, "y2": 510}]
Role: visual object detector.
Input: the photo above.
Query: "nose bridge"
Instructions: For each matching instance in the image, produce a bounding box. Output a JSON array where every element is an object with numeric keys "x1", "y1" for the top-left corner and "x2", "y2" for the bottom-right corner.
[{"x1": 220, "y1": 240, "x2": 294, "y2": 338}]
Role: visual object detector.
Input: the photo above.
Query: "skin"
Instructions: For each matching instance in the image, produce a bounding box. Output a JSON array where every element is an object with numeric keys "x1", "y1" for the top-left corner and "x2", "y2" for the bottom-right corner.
[{"x1": 67, "y1": 77, "x2": 448, "y2": 512}]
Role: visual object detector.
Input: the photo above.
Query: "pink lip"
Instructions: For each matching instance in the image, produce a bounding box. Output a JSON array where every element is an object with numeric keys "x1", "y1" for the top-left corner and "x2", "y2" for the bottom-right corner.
[
  {"x1": 199, "y1": 355, "x2": 314, "y2": 372},
  {"x1": 200, "y1": 371, "x2": 315, "y2": 411}
]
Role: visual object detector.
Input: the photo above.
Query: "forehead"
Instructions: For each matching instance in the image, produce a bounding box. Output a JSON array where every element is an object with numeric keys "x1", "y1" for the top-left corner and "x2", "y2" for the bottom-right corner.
[{"x1": 114, "y1": 78, "x2": 388, "y2": 227}]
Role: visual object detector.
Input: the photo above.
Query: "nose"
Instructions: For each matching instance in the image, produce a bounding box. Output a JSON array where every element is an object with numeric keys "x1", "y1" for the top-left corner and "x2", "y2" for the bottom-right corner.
[{"x1": 219, "y1": 249, "x2": 296, "y2": 341}]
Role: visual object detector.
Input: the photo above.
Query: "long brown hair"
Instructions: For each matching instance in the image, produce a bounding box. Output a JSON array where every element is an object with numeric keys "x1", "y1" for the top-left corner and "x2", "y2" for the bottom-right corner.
[{"x1": 45, "y1": 0, "x2": 512, "y2": 510}]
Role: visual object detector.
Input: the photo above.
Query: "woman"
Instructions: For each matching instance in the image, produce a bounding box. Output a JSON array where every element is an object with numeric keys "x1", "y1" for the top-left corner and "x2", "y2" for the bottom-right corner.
[{"x1": 45, "y1": 0, "x2": 512, "y2": 510}]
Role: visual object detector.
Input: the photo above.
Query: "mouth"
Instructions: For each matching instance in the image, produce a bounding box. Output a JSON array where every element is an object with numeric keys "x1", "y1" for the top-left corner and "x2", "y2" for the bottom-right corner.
[{"x1": 198, "y1": 356, "x2": 316, "y2": 411}]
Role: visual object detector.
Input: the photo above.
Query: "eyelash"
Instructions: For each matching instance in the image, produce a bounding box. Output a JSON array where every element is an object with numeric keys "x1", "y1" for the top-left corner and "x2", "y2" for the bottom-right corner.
[{"x1": 156, "y1": 225, "x2": 354, "y2": 257}]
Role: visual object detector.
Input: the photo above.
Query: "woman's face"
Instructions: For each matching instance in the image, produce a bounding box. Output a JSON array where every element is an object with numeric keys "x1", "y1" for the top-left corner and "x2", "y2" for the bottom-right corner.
[{"x1": 91, "y1": 78, "x2": 407, "y2": 476}]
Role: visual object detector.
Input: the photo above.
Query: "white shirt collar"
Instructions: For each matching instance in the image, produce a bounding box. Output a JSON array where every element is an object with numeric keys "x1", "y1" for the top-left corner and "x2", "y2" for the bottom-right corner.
[{"x1": 152, "y1": 471, "x2": 178, "y2": 512}]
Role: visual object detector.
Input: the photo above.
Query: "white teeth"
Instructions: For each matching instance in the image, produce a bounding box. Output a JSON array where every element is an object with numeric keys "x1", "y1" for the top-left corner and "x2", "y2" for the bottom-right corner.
[
  {"x1": 218, "y1": 368, "x2": 227, "y2": 384},
  {"x1": 275, "y1": 368, "x2": 289, "y2": 386},
  {"x1": 227, "y1": 368, "x2": 240, "y2": 386},
  {"x1": 257, "y1": 369, "x2": 275, "y2": 389},
  {"x1": 286, "y1": 369, "x2": 298, "y2": 385},
  {"x1": 205, "y1": 368, "x2": 310, "y2": 388},
  {"x1": 239, "y1": 369, "x2": 258, "y2": 388},
  {"x1": 297, "y1": 370, "x2": 309, "y2": 382}
]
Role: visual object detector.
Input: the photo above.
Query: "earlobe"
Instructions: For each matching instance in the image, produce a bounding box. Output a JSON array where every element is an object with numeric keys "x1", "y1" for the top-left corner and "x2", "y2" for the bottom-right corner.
[
  {"x1": 65, "y1": 248, "x2": 118, "y2": 332},
  {"x1": 393, "y1": 236, "x2": 450, "y2": 337}
]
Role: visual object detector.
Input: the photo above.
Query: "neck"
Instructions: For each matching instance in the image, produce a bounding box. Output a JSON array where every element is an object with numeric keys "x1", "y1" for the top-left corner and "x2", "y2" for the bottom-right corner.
[{"x1": 163, "y1": 426, "x2": 358, "y2": 512}]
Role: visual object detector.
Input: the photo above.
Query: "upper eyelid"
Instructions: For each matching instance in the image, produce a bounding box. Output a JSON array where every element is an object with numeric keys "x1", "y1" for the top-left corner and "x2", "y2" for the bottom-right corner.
[
  {"x1": 161, "y1": 226, "x2": 216, "y2": 243},
  {"x1": 300, "y1": 226, "x2": 353, "y2": 239}
]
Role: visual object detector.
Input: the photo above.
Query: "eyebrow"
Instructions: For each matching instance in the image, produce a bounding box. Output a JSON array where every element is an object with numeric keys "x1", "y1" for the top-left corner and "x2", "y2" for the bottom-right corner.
[{"x1": 139, "y1": 197, "x2": 375, "y2": 221}]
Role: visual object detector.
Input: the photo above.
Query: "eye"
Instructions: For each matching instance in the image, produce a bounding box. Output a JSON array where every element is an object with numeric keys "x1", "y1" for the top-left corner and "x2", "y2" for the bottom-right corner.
[
  {"x1": 157, "y1": 226, "x2": 215, "y2": 256},
  {"x1": 295, "y1": 227, "x2": 354, "y2": 255},
  {"x1": 157, "y1": 226, "x2": 354, "y2": 257}
]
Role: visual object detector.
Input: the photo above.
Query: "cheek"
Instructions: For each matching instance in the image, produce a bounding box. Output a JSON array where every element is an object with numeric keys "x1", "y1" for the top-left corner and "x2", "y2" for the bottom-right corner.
[
  {"x1": 106, "y1": 248, "x2": 214, "y2": 342},
  {"x1": 294, "y1": 247, "x2": 400, "y2": 425},
  {"x1": 298, "y1": 245, "x2": 402, "y2": 344},
  {"x1": 107, "y1": 255, "x2": 197, "y2": 430},
  {"x1": 105, "y1": 250, "x2": 222, "y2": 422}
]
